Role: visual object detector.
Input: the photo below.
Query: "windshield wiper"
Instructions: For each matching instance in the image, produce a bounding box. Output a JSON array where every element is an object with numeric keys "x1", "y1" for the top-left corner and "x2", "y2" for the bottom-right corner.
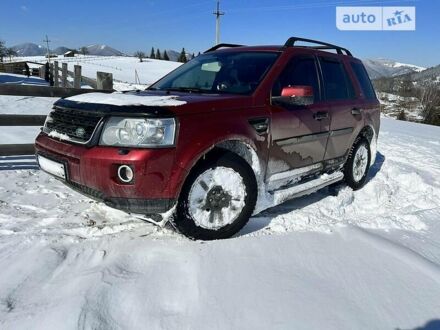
[{"x1": 165, "y1": 87, "x2": 206, "y2": 94}]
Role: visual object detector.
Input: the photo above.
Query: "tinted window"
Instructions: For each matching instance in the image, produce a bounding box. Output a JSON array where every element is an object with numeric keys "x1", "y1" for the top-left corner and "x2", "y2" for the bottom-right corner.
[
  {"x1": 320, "y1": 58, "x2": 355, "y2": 100},
  {"x1": 351, "y1": 62, "x2": 376, "y2": 99},
  {"x1": 272, "y1": 57, "x2": 320, "y2": 100},
  {"x1": 150, "y1": 52, "x2": 279, "y2": 95}
]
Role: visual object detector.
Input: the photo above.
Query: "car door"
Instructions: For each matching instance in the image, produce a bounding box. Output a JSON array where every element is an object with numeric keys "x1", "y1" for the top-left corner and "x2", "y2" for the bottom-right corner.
[
  {"x1": 318, "y1": 56, "x2": 360, "y2": 161},
  {"x1": 267, "y1": 55, "x2": 330, "y2": 188}
]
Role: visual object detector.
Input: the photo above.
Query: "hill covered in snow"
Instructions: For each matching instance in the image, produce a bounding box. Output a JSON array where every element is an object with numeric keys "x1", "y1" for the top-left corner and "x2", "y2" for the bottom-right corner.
[
  {"x1": 11, "y1": 43, "x2": 125, "y2": 57},
  {"x1": 363, "y1": 58, "x2": 426, "y2": 79}
]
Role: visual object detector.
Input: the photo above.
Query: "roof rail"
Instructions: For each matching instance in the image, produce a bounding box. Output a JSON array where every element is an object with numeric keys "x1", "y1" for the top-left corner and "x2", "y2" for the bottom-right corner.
[
  {"x1": 284, "y1": 37, "x2": 352, "y2": 56},
  {"x1": 204, "y1": 43, "x2": 244, "y2": 53}
]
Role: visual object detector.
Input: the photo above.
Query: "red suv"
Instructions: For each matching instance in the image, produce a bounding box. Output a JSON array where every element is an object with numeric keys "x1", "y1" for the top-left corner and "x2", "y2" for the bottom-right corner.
[{"x1": 35, "y1": 37, "x2": 380, "y2": 240}]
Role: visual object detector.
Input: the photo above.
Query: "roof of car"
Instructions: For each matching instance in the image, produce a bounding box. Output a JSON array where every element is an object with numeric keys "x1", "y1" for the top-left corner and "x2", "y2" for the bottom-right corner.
[
  {"x1": 205, "y1": 38, "x2": 355, "y2": 57},
  {"x1": 209, "y1": 45, "x2": 359, "y2": 59}
]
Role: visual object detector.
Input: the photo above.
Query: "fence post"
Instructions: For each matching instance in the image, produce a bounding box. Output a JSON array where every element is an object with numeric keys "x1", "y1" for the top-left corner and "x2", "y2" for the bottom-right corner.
[
  {"x1": 39, "y1": 65, "x2": 45, "y2": 79},
  {"x1": 96, "y1": 72, "x2": 113, "y2": 90},
  {"x1": 61, "y1": 63, "x2": 68, "y2": 87},
  {"x1": 74, "y1": 65, "x2": 81, "y2": 89},
  {"x1": 54, "y1": 61, "x2": 59, "y2": 87},
  {"x1": 49, "y1": 63, "x2": 54, "y2": 86}
]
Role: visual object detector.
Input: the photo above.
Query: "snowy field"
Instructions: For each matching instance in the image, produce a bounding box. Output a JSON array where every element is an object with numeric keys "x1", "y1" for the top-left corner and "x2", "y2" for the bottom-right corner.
[
  {"x1": 11, "y1": 55, "x2": 182, "y2": 87},
  {"x1": 0, "y1": 118, "x2": 440, "y2": 329}
]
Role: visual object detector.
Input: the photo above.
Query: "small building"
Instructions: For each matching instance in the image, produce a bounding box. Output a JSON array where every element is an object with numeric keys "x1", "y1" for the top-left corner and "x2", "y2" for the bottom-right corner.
[{"x1": 64, "y1": 50, "x2": 76, "y2": 58}]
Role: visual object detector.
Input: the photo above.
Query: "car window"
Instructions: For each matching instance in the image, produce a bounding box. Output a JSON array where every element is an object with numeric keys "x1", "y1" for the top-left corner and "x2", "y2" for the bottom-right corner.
[
  {"x1": 351, "y1": 62, "x2": 376, "y2": 100},
  {"x1": 150, "y1": 52, "x2": 279, "y2": 95},
  {"x1": 319, "y1": 58, "x2": 355, "y2": 100},
  {"x1": 272, "y1": 57, "x2": 320, "y2": 100}
]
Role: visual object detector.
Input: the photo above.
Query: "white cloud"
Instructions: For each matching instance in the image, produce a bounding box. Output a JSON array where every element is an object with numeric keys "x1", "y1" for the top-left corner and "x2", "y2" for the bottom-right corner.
[{"x1": 20, "y1": 5, "x2": 28, "y2": 12}]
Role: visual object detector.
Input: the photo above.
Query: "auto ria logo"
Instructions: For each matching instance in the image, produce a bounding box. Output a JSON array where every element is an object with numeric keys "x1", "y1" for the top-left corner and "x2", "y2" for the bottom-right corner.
[{"x1": 336, "y1": 7, "x2": 416, "y2": 31}]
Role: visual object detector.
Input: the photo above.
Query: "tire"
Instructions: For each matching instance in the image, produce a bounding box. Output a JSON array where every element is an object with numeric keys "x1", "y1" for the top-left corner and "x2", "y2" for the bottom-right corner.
[
  {"x1": 171, "y1": 152, "x2": 257, "y2": 240},
  {"x1": 344, "y1": 138, "x2": 371, "y2": 190}
]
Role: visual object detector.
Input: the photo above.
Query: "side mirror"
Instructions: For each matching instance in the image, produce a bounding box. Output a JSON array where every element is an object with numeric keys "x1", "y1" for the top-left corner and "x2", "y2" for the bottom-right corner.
[{"x1": 272, "y1": 85, "x2": 314, "y2": 106}]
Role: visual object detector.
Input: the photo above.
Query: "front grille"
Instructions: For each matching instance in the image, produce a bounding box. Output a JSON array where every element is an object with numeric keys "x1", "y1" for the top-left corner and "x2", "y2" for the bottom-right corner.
[{"x1": 44, "y1": 106, "x2": 102, "y2": 144}]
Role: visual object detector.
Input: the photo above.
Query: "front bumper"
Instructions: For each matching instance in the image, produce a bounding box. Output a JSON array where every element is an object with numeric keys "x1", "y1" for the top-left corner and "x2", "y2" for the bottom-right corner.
[{"x1": 35, "y1": 133, "x2": 177, "y2": 214}]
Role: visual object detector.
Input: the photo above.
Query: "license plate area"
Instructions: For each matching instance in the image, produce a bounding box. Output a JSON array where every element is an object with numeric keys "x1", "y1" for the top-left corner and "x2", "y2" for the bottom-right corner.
[{"x1": 37, "y1": 154, "x2": 67, "y2": 180}]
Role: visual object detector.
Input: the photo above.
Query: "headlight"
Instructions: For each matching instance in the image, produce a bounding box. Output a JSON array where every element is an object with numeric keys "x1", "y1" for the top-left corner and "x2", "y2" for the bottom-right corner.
[{"x1": 100, "y1": 117, "x2": 176, "y2": 147}]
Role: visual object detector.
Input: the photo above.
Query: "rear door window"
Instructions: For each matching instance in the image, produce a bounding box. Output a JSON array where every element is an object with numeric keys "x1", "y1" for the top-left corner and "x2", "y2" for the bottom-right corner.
[
  {"x1": 350, "y1": 62, "x2": 377, "y2": 99},
  {"x1": 272, "y1": 57, "x2": 321, "y2": 100},
  {"x1": 319, "y1": 58, "x2": 355, "y2": 100}
]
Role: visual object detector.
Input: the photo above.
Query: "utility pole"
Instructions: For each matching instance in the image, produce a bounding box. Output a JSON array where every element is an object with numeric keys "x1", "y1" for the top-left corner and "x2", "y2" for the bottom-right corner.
[
  {"x1": 43, "y1": 35, "x2": 51, "y2": 63},
  {"x1": 213, "y1": 1, "x2": 224, "y2": 45}
]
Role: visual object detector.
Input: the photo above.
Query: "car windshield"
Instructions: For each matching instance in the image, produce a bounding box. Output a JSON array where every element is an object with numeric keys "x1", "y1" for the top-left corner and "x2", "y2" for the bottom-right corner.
[{"x1": 149, "y1": 51, "x2": 279, "y2": 95}]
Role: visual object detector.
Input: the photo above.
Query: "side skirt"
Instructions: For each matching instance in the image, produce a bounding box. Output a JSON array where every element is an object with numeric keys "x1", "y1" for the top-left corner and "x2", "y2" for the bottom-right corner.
[{"x1": 270, "y1": 171, "x2": 344, "y2": 206}]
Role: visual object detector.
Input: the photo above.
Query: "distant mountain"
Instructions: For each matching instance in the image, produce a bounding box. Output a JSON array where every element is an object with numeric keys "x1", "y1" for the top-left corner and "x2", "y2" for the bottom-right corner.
[
  {"x1": 11, "y1": 43, "x2": 45, "y2": 56},
  {"x1": 166, "y1": 50, "x2": 180, "y2": 62},
  {"x1": 84, "y1": 44, "x2": 124, "y2": 56},
  {"x1": 406, "y1": 64, "x2": 440, "y2": 85},
  {"x1": 363, "y1": 58, "x2": 425, "y2": 79}
]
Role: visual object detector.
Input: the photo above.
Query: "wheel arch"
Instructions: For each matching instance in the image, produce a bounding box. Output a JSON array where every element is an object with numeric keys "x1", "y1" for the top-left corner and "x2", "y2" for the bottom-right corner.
[
  {"x1": 174, "y1": 138, "x2": 265, "y2": 201},
  {"x1": 353, "y1": 124, "x2": 377, "y2": 165}
]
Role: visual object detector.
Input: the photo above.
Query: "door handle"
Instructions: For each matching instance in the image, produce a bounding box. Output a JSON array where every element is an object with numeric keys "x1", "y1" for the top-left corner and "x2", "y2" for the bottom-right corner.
[
  {"x1": 313, "y1": 111, "x2": 329, "y2": 121},
  {"x1": 351, "y1": 107, "x2": 362, "y2": 115}
]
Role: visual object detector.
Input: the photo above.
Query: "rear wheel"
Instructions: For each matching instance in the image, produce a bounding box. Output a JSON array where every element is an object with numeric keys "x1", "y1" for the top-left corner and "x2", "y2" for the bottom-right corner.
[
  {"x1": 172, "y1": 152, "x2": 257, "y2": 240},
  {"x1": 344, "y1": 138, "x2": 371, "y2": 190}
]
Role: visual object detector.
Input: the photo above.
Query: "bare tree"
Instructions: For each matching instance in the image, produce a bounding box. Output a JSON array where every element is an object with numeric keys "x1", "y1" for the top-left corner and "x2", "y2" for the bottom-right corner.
[
  {"x1": 419, "y1": 85, "x2": 440, "y2": 126},
  {"x1": 0, "y1": 40, "x2": 6, "y2": 62},
  {"x1": 134, "y1": 51, "x2": 146, "y2": 62},
  {"x1": 6, "y1": 48, "x2": 17, "y2": 62}
]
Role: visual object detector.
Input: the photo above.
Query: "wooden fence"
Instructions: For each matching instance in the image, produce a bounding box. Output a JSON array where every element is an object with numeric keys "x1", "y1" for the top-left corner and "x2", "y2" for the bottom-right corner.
[
  {"x1": 0, "y1": 114, "x2": 46, "y2": 156},
  {"x1": 41, "y1": 60, "x2": 114, "y2": 90},
  {"x1": 0, "y1": 59, "x2": 117, "y2": 157}
]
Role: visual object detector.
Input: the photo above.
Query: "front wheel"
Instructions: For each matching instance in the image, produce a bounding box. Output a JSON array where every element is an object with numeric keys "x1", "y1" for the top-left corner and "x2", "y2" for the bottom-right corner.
[
  {"x1": 172, "y1": 152, "x2": 257, "y2": 240},
  {"x1": 344, "y1": 138, "x2": 371, "y2": 190}
]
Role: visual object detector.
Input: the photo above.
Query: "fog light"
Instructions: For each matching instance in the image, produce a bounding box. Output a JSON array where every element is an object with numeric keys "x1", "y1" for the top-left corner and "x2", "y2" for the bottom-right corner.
[{"x1": 117, "y1": 165, "x2": 134, "y2": 183}]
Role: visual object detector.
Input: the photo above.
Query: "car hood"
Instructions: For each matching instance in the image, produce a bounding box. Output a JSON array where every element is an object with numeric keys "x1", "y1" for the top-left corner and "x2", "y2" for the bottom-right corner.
[{"x1": 56, "y1": 90, "x2": 254, "y2": 116}]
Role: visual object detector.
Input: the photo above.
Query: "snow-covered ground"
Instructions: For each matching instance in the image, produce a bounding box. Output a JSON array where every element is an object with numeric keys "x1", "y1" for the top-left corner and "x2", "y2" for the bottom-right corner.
[
  {"x1": 11, "y1": 55, "x2": 182, "y2": 88},
  {"x1": 1, "y1": 118, "x2": 440, "y2": 329}
]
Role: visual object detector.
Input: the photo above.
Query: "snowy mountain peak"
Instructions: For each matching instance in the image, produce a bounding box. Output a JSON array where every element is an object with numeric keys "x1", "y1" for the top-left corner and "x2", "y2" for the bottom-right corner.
[
  {"x1": 363, "y1": 58, "x2": 426, "y2": 79},
  {"x1": 11, "y1": 43, "x2": 46, "y2": 56},
  {"x1": 83, "y1": 44, "x2": 124, "y2": 56}
]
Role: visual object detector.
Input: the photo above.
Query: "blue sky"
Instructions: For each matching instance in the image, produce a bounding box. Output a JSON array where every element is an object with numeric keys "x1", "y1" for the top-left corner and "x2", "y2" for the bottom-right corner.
[{"x1": 1, "y1": 0, "x2": 439, "y2": 67}]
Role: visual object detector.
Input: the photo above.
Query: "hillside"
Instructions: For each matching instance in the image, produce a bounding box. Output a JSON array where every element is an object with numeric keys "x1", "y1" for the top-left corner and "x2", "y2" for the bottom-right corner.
[
  {"x1": 363, "y1": 58, "x2": 425, "y2": 79},
  {"x1": 11, "y1": 43, "x2": 125, "y2": 57},
  {"x1": 11, "y1": 43, "x2": 46, "y2": 56}
]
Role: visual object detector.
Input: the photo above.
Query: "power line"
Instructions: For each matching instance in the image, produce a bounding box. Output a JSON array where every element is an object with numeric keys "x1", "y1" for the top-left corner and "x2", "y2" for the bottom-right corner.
[
  {"x1": 43, "y1": 35, "x2": 51, "y2": 63},
  {"x1": 213, "y1": 1, "x2": 225, "y2": 45}
]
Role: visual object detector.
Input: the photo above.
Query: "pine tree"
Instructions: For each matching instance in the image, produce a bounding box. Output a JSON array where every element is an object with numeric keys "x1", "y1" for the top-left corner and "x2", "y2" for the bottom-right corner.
[
  {"x1": 178, "y1": 48, "x2": 187, "y2": 63},
  {"x1": 191, "y1": 53, "x2": 195, "y2": 59},
  {"x1": 156, "y1": 48, "x2": 161, "y2": 60},
  {"x1": 197, "y1": 51, "x2": 201, "y2": 57},
  {"x1": 150, "y1": 47, "x2": 155, "y2": 59},
  {"x1": 163, "y1": 50, "x2": 170, "y2": 61}
]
